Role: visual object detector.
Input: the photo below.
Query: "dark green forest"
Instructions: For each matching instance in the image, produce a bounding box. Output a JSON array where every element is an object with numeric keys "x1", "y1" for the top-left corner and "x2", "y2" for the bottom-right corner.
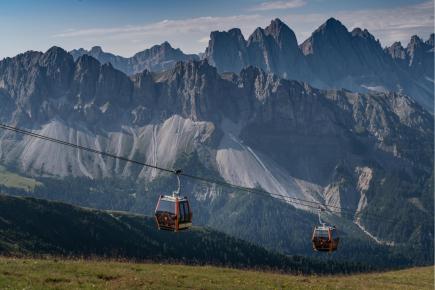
[{"x1": 0, "y1": 194, "x2": 375, "y2": 275}]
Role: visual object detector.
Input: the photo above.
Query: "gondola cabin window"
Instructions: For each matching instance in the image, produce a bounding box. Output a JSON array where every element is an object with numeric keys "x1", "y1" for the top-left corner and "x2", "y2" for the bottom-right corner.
[
  {"x1": 315, "y1": 229, "x2": 329, "y2": 238},
  {"x1": 179, "y1": 201, "x2": 186, "y2": 222},
  {"x1": 331, "y1": 228, "x2": 338, "y2": 239},
  {"x1": 157, "y1": 199, "x2": 175, "y2": 214}
]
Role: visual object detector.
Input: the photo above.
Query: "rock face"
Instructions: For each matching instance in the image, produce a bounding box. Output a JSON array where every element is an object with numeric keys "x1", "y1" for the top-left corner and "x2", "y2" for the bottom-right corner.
[
  {"x1": 0, "y1": 46, "x2": 433, "y2": 249},
  {"x1": 205, "y1": 19, "x2": 310, "y2": 81},
  {"x1": 70, "y1": 42, "x2": 199, "y2": 75},
  {"x1": 301, "y1": 19, "x2": 398, "y2": 89},
  {"x1": 204, "y1": 18, "x2": 434, "y2": 112},
  {"x1": 405, "y1": 35, "x2": 434, "y2": 79},
  {"x1": 205, "y1": 28, "x2": 248, "y2": 73}
]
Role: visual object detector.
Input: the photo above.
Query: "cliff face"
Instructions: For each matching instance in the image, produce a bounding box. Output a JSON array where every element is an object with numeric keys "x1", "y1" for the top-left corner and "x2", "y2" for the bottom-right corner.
[{"x1": 205, "y1": 19, "x2": 310, "y2": 81}]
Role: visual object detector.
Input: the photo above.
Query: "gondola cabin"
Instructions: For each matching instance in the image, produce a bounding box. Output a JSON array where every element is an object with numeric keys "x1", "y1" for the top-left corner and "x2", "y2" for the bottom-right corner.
[
  {"x1": 155, "y1": 195, "x2": 192, "y2": 232},
  {"x1": 311, "y1": 225, "x2": 339, "y2": 252}
]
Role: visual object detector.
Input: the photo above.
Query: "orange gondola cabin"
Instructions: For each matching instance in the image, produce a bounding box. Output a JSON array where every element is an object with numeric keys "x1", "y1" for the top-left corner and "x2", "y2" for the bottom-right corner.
[
  {"x1": 154, "y1": 170, "x2": 192, "y2": 232},
  {"x1": 155, "y1": 195, "x2": 192, "y2": 232},
  {"x1": 311, "y1": 224, "x2": 339, "y2": 252},
  {"x1": 311, "y1": 208, "x2": 339, "y2": 252}
]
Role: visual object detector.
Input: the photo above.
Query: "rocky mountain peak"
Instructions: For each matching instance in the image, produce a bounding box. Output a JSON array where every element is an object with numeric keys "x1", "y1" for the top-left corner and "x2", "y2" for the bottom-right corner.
[
  {"x1": 205, "y1": 28, "x2": 248, "y2": 73},
  {"x1": 136, "y1": 42, "x2": 171, "y2": 57},
  {"x1": 408, "y1": 35, "x2": 423, "y2": 47},
  {"x1": 160, "y1": 41, "x2": 171, "y2": 48},
  {"x1": 300, "y1": 17, "x2": 403, "y2": 91},
  {"x1": 265, "y1": 18, "x2": 286, "y2": 36},
  {"x1": 44, "y1": 45, "x2": 68, "y2": 55},
  {"x1": 319, "y1": 17, "x2": 348, "y2": 35},
  {"x1": 146, "y1": 41, "x2": 177, "y2": 55},
  {"x1": 300, "y1": 18, "x2": 350, "y2": 56},
  {"x1": 39, "y1": 47, "x2": 75, "y2": 97},
  {"x1": 207, "y1": 28, "x2": 245, "y2": 43},
  {"x1": 247, "y1": 20, "x2": 307, "y2": 79},
  {"x1": 264, "y1": 18, "x2": 298, "y2": 47},
  {"x1": 351, "y1": 28, "x2": 375, "y2": 41},
  {"x1": 227, "y1": 28, "x2": 244, "y2": 38},
  {"x1": 75, "y1": 53, "x2": 100, "y2": 70},
  {"x1": 205, "y1": 19, "x2": 309, "y2": 80},
  {"x1": 386, "y1": 42, "x2": 407, "y2": 60},
  {"x1": 40, "y1": 46, "x2": 73, "y2": 66},
  {"x1": 427, "y1": 33, "x2": 434, "y2": 46},
  {"x1": 248, "y1": 27, "x2": 266, "y2": 43},
  {"x1": 404, "y1": 34, "x2": 434, "y2": 86},
  {"x1": 90, "y1": 45, "x2": 103, "y2": 53}
]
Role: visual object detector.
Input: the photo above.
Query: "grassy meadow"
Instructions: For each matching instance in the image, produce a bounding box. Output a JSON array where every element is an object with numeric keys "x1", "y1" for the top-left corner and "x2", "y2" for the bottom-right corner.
[{"x1": 0, "y1": 257, "x2": 433, "y2": 289}]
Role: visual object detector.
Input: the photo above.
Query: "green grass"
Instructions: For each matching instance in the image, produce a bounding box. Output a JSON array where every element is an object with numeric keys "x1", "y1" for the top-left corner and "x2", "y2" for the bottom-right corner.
[
  {"x1": 0, "y1": 166, "x2": 41, "y2": 191},
  {"x1": 0, "y1": 257, "x2": 432, "y2": 289}
]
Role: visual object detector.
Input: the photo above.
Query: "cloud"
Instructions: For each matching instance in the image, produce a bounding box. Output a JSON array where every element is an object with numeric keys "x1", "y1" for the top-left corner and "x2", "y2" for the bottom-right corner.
[
  {"x1": 198, "y1": 36, "x2": 210, "y2": 44},
  {"x1": 53, "y1": 14, "x2": 270, "y2": 55},
  {"x1": 54, "y1": 15, "x2": 266, "y2": 38},
  {"x1": 249, "y1": 0, "x2": 306, "y2": 11}
]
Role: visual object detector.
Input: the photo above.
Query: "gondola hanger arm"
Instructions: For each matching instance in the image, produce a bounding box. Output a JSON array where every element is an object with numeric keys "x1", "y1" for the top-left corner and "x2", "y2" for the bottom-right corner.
[{"x1": 172, "y1": 169, "x2": 182, "y2": 197}]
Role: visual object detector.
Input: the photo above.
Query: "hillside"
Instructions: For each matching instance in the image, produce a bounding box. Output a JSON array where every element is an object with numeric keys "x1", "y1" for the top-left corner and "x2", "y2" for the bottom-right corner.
[
  {"x1": 0, "y1": 194, "x2": 370, "y2": 275},
  {"x1": 0, "y1": 165, "x2": 41, "y2": 191},
  {"x1": 0, "y1": 257, "x2": 432, "y2": 289}
]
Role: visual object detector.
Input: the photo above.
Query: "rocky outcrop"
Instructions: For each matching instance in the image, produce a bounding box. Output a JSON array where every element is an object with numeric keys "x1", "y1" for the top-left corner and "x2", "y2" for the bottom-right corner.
[
  {"x1": 205, "y1": 28, "x2": 248, "y2": 73},
  {"x1": 406, "y1": 35, "x2": 434, "y2": 79},
  {"x1": 301, "y1": 18, "x2": 401, "y2": 91}
]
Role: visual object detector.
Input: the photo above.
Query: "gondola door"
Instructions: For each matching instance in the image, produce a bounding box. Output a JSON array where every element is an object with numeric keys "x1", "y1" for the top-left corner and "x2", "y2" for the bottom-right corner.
[{"x1": 155, "y1": 195, "x2": 178, "y2": 231}]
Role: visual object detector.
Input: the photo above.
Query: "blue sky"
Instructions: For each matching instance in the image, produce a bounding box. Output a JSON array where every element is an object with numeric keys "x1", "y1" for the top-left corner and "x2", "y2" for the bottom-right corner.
[{"x1": 1, "y1": 0, "x2": 433, "y2": 59}]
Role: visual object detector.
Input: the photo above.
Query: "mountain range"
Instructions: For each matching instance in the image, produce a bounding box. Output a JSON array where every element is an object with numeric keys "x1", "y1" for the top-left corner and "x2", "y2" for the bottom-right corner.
[
  {"x1": 0, "y1": 17, "x2": 433, "y2": 266},
  {"x1": 70, "y1": 41, "x2": 199, "y2": 75},
  {"x1": 70, "y1": 18, "x2": 434, "y2": 113}
]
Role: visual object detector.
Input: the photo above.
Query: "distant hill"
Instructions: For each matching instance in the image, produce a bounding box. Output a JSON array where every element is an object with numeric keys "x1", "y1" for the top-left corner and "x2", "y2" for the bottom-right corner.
[{"x1": 0, "y1": 194, "x2": 370, "y2": 275}]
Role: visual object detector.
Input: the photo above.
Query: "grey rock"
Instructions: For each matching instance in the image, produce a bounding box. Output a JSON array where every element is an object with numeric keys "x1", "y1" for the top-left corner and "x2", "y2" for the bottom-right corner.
[
  {"x1": 205, "y1": 19, "x2": 310, "y2": 81},
  {"x1": 205, "y1": 28, "x2": 248, "y2": 73}
]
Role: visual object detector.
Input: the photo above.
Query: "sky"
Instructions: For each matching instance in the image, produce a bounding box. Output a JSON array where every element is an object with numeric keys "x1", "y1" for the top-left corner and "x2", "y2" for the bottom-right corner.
[{"x1": 0, "y1": 0, "x2": 434, "y2": 59}]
